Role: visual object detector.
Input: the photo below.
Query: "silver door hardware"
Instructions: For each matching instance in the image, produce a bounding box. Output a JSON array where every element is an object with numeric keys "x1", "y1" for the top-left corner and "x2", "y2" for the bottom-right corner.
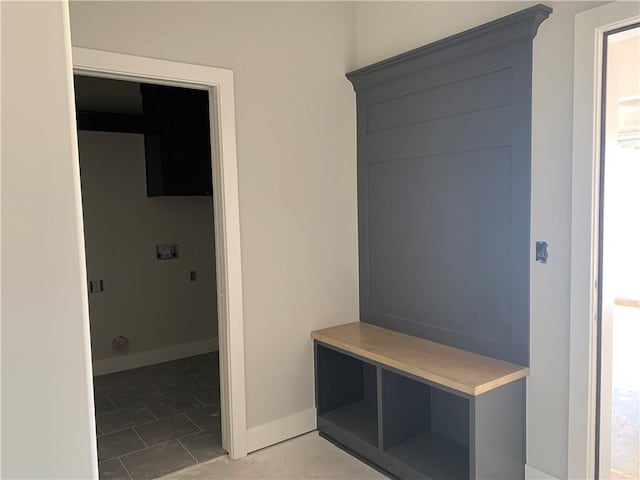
[
  {"x1": 89, "y1": 280, "x2": 104, "y2": 293},
  {"x1": 535, "y1": 241, "x2": 548, "y2": 263}
]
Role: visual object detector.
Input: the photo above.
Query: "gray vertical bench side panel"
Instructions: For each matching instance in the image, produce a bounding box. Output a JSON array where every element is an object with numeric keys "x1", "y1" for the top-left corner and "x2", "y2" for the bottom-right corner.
[
  {"x1": 348, "y1": 4, "x2": 551, "y2": 367},
  {"x1": 376, "y1": 366, "x2": 384, "y2": 452},
  {"x1": 471, "y1": 379, "x2": 526, "y2": 479}
]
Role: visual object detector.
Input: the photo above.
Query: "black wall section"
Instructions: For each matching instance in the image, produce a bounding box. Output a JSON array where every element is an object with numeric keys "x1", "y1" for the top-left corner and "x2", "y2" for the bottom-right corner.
[{"x1": 347, "y1": 5, "x2": 551, "y2": 366}]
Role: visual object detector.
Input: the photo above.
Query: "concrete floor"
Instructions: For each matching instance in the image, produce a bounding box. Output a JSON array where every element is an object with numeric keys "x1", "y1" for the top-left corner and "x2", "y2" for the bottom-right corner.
[{"x1": 163, "y1": 432, "x2": 386, "y2": 479}]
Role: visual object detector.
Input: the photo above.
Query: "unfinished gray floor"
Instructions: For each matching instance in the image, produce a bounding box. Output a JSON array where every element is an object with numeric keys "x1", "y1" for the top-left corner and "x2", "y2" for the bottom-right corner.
[
  {"x1": 94, "y1": 352, "x2": 224, "y2": 480},
  {"x1": 163, "y1": 432, "x2": 387, "y2": 479}
]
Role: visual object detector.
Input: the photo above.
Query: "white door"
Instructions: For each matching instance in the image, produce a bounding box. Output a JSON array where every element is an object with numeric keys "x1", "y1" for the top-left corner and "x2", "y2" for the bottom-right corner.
[{"x1": 599, "y1": 23, "x2": 640, "y2": 480}]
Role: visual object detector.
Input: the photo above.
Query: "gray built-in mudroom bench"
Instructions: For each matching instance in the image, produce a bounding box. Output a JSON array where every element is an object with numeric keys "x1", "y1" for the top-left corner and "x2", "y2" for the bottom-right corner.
[
  {"x1": 313, "y1": 323, "x2": 528, "y2": 480},
  {"x1": 312, "y1": 4, "x2": 552, "y2": 480}
]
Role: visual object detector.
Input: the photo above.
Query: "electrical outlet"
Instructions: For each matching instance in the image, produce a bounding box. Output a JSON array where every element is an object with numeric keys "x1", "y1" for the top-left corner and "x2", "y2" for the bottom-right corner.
[
  {"x1": 190, "y1": 270, "x2": 197, "y2": 282},
  {"x1": 89, "y1": 280, "x2": 104, "y2": 293}
]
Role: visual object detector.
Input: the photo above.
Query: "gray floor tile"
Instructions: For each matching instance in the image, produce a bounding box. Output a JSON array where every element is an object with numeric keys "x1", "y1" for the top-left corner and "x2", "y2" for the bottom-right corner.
[
  {"x1": 98, "y1": 406, "x2": 156, "y2": 435},
  {"x1": 116, "y1": 370, "x2": 141, "y2": 384},
  {"x1": 97, "y1": 370, "x2": 138, "y2": 385},
  {"x1": 190, "y1": 387, "x2": 220, "y2": 407},
  {"x1": 98, "y1": 429, "x2": 146, "y2": 461},
  {"x1": 153, "y1": 376, "x2": 207, "y2": 396},
  {"x1": 185, "y1": 406, "x2": 221, "y2": 431},
  {"x1": 123, "y1": 365, "x2": 171, "y2": 388},
  {"x1": 109, "y1": 385, "x2": 165, "y2": 409},
  {"x1": 193, "y1": 369, "x2": 219, "y2": 387},
  {"x1": 94, "y1": 353, "x2": 219, "y2": 480},
  {"x1": 134, "y1": 414, "x2": 199, "y2": 446},
  {"x1": 145, "y1": 393, "x2": 204, "y2": 419},
  {"x1": 178, "y1": 428, "x2": 225, "y2": 463},
  {"x1": 99, "y1": 458, "x2": 131, "y2": 480},
  {"x1": 202, "y1": 353, "x2": 219, "y2": 368},
  {"x1": 198, "y1": 355, "x2": 219, "y2": 371},
  {"x1": 121, "y1": 440, "x2": 195, "y2": 480},
  {"x1": 160, "y1": 357, "x2": 208, "y2": 379},
  {"x1": 95, "y1": 395, "x2": 117, "y2": 415},
  {"x1": 94, "y1": 375, "x2": 126, "y2": 396}
]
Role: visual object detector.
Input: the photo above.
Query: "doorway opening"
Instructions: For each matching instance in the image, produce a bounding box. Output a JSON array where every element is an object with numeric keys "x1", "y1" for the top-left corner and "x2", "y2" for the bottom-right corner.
[
  {"x1": 597, "y1": 23, "x2": 640, "y2": 480},
  {"x1": 74, "y1": 74, "x2": 225, "y2": 480}
]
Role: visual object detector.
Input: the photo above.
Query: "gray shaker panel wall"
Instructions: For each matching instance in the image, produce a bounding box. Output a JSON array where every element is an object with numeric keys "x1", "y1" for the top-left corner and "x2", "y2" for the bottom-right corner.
[{"x1": 347, "y1": 5, "x2": 551, "y2": 366}]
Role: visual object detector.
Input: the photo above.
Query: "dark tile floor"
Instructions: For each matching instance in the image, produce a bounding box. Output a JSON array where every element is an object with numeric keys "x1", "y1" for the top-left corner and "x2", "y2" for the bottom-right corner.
[{"x1": 94, "y1": 352, "x2": 225, "y2": 480}]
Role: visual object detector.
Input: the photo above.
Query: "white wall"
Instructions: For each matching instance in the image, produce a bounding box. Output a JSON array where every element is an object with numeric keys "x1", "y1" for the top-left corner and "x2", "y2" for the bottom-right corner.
[
  {"x1": 0, "y1": 1, "x2": 97, "y2": 477},
  {"x1": 69, "y1": 1, "x2": 359, "y2": 434},
  {"x1": 78, "y1": 131, "x2": 217, "y2": 364},
  {"x1": 354, "y1": 2, "x2": 601, "y2": 478}
]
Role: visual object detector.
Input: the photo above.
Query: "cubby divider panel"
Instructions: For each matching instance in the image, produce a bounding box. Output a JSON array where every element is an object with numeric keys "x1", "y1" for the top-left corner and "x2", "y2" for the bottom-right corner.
[
  {"x1": 382, "y1": 369, "x2": 470, "y2": 480},
  {"x1": 316, "y1": 344, "x2": 379, "y2": 447}
]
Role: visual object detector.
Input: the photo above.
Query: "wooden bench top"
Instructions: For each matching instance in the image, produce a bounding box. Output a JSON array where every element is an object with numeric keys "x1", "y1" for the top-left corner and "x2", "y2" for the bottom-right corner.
[{"x1": 311, "y1": 322, "x2": 529, "y2": 396}]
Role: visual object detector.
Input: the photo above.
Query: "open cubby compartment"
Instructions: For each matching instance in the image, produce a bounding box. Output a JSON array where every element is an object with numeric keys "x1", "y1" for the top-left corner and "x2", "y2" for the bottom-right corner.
[
  {"x1": 316, "y1": 344, "x2": 378, "y2": 447},
  {"x1": 382, "y1": 369, "x2": 470, "y2": 480}
]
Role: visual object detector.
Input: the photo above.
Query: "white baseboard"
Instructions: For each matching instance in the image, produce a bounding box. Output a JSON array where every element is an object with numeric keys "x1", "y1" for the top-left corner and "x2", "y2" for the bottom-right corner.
[
  {"x1": 246, "y1": 407, "x2": 317, "y2": 453},
  {"x1": 526, "y1": 464, "x2": 560, "y2": 480},
  {"x1": 92, "y1": 337, "x2": 219, "y2": 375}
]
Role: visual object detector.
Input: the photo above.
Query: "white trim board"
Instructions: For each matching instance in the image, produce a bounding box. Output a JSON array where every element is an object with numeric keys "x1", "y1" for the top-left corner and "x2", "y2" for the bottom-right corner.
[
  {"x1": 246, "y1": 408, "x2": 317, "y2": 453},
  {"x1": 92, "y1": 337, "x2": 219, "y2": 376},
  {"x1": 72, "y1": 47, "x2": 248, "y2": 460},
  {"x1": 525, "y1": 464, "x2": 560, "y2": 480}
]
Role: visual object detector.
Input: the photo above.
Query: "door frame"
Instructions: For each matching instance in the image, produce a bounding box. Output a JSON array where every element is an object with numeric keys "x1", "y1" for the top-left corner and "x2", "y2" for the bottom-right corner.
[
  {"x1": 569, "y1": 3, "x2": 640, "y2": 478},
  {"x1": 72, "y1": 47, "x2": 248, "y2": 460}
]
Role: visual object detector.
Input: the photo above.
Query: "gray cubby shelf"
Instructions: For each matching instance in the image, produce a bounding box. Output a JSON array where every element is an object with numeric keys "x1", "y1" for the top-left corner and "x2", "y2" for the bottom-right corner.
[
  {"x1": 320, "y1": 400, "x2": 378, "y2": 447},
  {"x1": 312, "y1": 323, "x2": 528, "y2": 480},
  {"x1": 386, "y1": 431, "x2": 469, "y2": 480},
  {"x1": 315, "y1": 344, "x2": 378, "y2": 447},
  {"x1": 382, "y1": 369, "x2": 470, "y2": 480}
]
